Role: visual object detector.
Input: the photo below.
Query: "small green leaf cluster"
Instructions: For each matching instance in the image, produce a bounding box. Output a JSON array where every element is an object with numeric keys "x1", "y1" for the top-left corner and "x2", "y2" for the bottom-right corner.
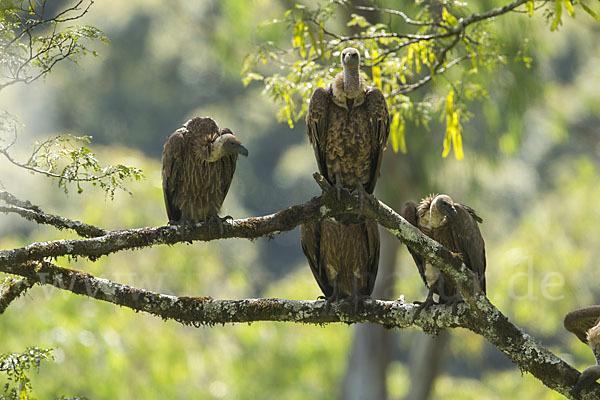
[
  {"x1": 27, "y1": 135, "x2": 144, "y2": 198},
  {"x1": 0, "y1": 347, "x2": 52, "y2": 400}
]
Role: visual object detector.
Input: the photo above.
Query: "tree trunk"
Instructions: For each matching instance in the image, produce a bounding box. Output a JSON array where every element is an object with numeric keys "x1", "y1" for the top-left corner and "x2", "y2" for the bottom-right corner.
[{"x1": 404, "y1": 331, "x2": 449, "y2": 400}]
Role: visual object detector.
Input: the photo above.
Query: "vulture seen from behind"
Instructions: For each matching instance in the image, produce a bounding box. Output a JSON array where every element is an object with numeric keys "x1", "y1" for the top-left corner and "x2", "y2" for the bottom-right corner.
[
  {"x1": 162, "y1": 117, "x2": 248, "y2": 233},
  {"x1": 564, "y1": 306, "x2": 600, "y2": 394},
  {"x1": 301, "y1": 47, "x2": 389, "y2": 304},
  {"x1": 402, "y1": 194, "x2": 486, "y2": 312}
]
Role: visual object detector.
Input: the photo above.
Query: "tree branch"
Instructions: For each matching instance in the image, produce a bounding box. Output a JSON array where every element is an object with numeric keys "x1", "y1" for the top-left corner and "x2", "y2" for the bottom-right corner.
[
  {"x1": 0, "y1": 277, "x2": 34, "y2": 314},
  {"x1": 0, "y1": 190, "x2": 109, "y2": 238},
  {"x1": 0, "y1": 173, "x2": 597, "y2": 398}
]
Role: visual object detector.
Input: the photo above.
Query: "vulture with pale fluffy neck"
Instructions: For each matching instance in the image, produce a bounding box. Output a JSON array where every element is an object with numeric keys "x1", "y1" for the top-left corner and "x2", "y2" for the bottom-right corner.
[
  {"x1": 402, "y1": 194, "x2": 486, "y2": 310},
  {"x1": 564, "y1": 306, "x2": 600, "y2": 393},
  {"x1": 301, "y1": 47, "x2": 388, "y2": 303},
  {"x1": 162, "y1": 117, "x2": 248, "y2": 232}
]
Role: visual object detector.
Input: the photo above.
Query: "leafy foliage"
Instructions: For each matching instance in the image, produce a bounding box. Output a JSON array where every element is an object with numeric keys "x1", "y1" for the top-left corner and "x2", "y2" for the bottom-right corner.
[
  {"x1": 0, "y1": 0, "x2": 107, "y2": 90},
  {"x1": 243, "y1": 0, "x2": 599, "y2": 159},
  {"x1": 0, "y1": 347, "x2": 52, "y2": 400},
  {"x1": 0, "y1": 134, "x2": 144, "y2": 198},
  {"x1": 0, "y1": 1, "x2": 142, "y2": 197}
]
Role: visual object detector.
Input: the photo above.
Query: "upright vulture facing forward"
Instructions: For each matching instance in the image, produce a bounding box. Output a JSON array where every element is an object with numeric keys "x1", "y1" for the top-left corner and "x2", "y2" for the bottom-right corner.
[
  {"x1": 162, "y1": 117, "x2": 248, "y2": 232},
  {"x1": 564, "y1": 306, "x2": 600, "y2": 393},
  {"x1": 301, "y1": 47, "x2": 389, "y2": 303},
  {"x1": 403, "y1": 194, "x2": 486, "y2": 311}
]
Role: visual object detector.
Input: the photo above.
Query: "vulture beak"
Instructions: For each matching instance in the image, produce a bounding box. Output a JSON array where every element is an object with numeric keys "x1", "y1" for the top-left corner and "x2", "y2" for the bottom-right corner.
[
  {"x1": 236, "y1": 144, "x2": 249, "y2": 157},
  {"x1": 440, "y1": 202, "x2": 458, "y2": 220}
]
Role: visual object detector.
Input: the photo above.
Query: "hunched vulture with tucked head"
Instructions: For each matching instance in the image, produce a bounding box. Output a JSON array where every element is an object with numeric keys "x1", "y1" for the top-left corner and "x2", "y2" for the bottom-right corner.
[
  {"x1": 564, "y1": 306, "x2": 600, "y2": 393},
  {"x1": 162, "y1": 117, "x2": 248, "y2": 233},
  {"x1": 301, "y1": 47, "x2": 389, "y2": 304},
  {"x1": 402, "y1": 194, "x2": 486, "y2": 311}
]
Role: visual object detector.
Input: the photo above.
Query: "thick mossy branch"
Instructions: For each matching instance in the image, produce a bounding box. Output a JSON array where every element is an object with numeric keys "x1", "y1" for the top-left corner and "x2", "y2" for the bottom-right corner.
[{"x1": 0, "y1": 176, "x2": 598, "y2": 398}]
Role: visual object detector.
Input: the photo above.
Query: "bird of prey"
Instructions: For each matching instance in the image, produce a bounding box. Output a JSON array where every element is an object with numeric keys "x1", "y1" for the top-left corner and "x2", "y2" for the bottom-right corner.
[
  {"x1": 162, "y1": 117, "x2": 248, "y2": 234},
  {"x1": 300, "y1": 218, "x2": 380, "y2": 304},
  {"x1": 564, "y1": 306, "x2": 600, "y2": 393},
  {"x1": 402, "y1": 194, "x2": 486, "y2": 311},
  {"x1": 306, "y1": 47, "x2": 389, "y2": 202},
  {"x1": 301, "y1": 47, "x2": 389, "y2": 305}
]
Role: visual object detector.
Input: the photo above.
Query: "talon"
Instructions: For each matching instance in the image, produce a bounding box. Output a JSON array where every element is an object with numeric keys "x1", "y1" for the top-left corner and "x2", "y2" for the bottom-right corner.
[{"x1": 412, "y1": 288, "x2": 437, "y2": 322}]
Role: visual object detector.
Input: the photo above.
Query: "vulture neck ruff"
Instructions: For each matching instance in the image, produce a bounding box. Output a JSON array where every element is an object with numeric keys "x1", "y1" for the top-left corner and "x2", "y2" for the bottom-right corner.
[
  {"x1": 588, "y1": 324, "x2": 600, "y2": 364},
  {"x1": 331, "y1": 72, "x2": 366, "y2": 110}
]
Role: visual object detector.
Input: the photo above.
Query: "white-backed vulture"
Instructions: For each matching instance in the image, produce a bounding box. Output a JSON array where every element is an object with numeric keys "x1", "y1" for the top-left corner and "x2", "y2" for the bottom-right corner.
[
  {"x1": 564, "y1": 306, "x2": 600, "y2": 393},
  {"x1": 402, "y1": 194, "x2": 486, "y2": 311},
  {"x1": 301, "y1": 47, "x2": 389, "y2": 303},
  {"x1": 162, "y1": 117, "x2": 248, "y2": 233}
]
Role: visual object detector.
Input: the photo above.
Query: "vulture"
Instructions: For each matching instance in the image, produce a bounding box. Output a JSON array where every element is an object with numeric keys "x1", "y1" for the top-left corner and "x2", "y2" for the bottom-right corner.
[
  {"x1": 564, "y1": 306, "x2": 600, "y2": 393},
  {"x1": 306, "y1": 47, "x2": 389, "y2": 201},
  {"x1": 162, "y1": 117, "x2": 248, "y2": 233},
  {"x1": 300, "y1": 218, "x2": 380, "y2": 304},
  {"x1": 402, "y1": 194, "x2": 486, "y2": 311},
  {"x1": 301, "y1": 47, "x2": 389, "y2": 304}
]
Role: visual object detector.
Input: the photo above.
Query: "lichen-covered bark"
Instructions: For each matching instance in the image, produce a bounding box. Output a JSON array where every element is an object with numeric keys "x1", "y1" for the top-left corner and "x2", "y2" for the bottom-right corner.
[
  {"x1": 1, "y1": 178, "x2": 597, "y2": 398},
  {"x1": 0, "y1": 277, "x2": 34, "y2": 313}
]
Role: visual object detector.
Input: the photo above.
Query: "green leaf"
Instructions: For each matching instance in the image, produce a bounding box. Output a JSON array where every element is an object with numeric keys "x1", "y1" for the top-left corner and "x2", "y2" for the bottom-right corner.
[
  {"x1": 292, "y1": 19, "x2": 306, "y2": 58},
  {"x1": 526, "y1": 0, "x2": 534, "y2": 16},
  {"x1": 452, "y1": 111, "x2": 464, "y2": 160},
  {"x1": 442, "y1": 7, "x2": 459, "y2": 27},
  {"x1": 551, "y1": 0, "x2": 563, "y2": 31},
  {"x1": 371, "y1": 50, "x2": 382, "y2": 90},
  {"x1": 563, "y1": 0, "x2": 575, "y2": 17},
  {"x1": 390, "y1": 113, "x2": 400, "y2": 152},
  {"x1": 579, "y1": 1, "x2": 599, "y2": 20},
  {"x1": 282, "y1": 93, "x2": 294, "y2": 129}
]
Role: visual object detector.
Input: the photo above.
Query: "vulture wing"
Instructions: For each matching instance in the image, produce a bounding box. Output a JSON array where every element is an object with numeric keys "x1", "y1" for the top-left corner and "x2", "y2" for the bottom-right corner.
[
  {"x1": 364, "y1": 219, "x2": 381, "y2": 295},
  {"x1": 300, "y1": 221, "x2": 334, "y2": 298},
  {"x1": 402, "y1": 201, "x2": 428, "y2": 286},
  {"x1": 306, "y1": 87, "x2": 331, "y2": 183},
  {"x1": 162, "y1": 128, "x2": 186, "y2": 224},
  {"x1": 564, "y1": 306, "x2": 600, "y2": 344},
  {"x1": 364, "y1": 87, "x2": 390, "y2": 194},
  {"x1": 453, "y1": 204, "x2": 486, "y2": 293}
]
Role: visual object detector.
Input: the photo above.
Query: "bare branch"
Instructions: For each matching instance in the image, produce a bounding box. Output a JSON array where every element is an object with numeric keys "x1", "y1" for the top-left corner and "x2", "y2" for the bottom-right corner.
[{"x1": 0, "y1": 203, "x2": 109, "y2": 238}]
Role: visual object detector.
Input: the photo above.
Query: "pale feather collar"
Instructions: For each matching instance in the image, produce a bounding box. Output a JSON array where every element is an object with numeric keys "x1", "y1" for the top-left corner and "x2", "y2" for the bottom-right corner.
[{"x1": 330, "y1": 72, "x2": 367, "y2": 109}]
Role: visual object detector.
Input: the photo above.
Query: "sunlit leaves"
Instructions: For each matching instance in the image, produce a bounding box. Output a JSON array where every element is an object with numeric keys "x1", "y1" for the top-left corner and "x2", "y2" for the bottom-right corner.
[
  {"x1": 243, "y1": 1, "x2": 597, "y2": 158},
  {"x1": 526, "y1": 1, "x2": 534, "y2": 17},
  {"x1": 0, "y1": 347, "x2": 53, "y2": 400},
  {"x1": 0, "y1": 134, "x2": 144, "y2": 198},
  {"x1": 389, "y1": 113, "x2": 407, "y2": 154},
  {"x1": 442, "y1": 91, "x2": 464, "y2": 160}
]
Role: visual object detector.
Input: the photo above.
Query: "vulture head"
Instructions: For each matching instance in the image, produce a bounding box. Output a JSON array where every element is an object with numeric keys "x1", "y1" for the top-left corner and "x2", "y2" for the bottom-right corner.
[
  {"x1": 341, "y1": 47, "x2": 360, "y2": 69},
  {"x1": 208, "y1": 130, "x2": 249, "y2": 162},
  {"x1": 429, "y1": 194, "x2": 458, "y2": 228}
]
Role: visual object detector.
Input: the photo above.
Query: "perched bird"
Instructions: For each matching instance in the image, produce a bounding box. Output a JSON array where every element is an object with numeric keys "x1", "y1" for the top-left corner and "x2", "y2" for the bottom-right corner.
[
  {"x1": 300, "y1": 218, "x2": 380, "y2": 304},
  {"x1": 564, "y1": 306, "x2": 600, "y2": 393},
  {"x1": 162, "y1": 117, "x2": 248, "y2": 234},
  {"x1": 306, "y1": 47, "x2": 389, "y2": 202},
  {"x1": 402, "y1": 194, "x2": 486, "y2": 311},
  {"x1": 301, "y1": 47, "x2": 389, "y2": 304}
]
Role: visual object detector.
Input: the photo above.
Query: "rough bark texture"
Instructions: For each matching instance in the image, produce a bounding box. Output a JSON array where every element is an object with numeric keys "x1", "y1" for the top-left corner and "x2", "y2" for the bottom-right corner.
[{"x1": 1, "y1": 178, "x2": 598, "y2": 399}]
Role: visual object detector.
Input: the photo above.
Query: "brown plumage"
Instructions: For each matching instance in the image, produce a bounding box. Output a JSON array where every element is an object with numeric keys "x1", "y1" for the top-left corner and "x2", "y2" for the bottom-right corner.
[
  {"x1": 162, "y1": 117, "x2": 248, "y2": 229},
  {"x1": 301, "y1": 47, "x2": 388, "y2": 303},
  {"x1": 306, "y1": 47, "x2": 389, "y2": 198},
  {"x1": 564, "y1": 306, "x2": 600, "y2": 393},
  {"x1": 300, "y1": 218, "x2": 380, "y2": 301},
  {"x1": 402, "y1": 194, "x2": 486, "y2": 310}
]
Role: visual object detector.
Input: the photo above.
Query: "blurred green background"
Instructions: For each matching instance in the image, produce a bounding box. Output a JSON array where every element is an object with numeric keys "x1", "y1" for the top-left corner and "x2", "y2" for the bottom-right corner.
[{"x1": 1, "y1": 0, "x2": 600, "y2": 399}]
